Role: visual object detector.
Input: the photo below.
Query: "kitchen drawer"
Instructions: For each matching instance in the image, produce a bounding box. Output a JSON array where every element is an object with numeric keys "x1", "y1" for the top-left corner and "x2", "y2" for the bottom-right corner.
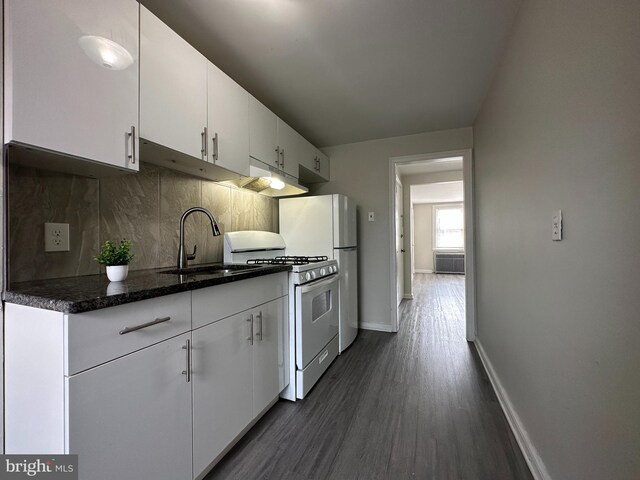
[
  {"x1": 65, "y1": 292, "x2": 191, "y2": 375},
  {"x1": 192, "y1": 272, "x2": 288, "y2": 329}
]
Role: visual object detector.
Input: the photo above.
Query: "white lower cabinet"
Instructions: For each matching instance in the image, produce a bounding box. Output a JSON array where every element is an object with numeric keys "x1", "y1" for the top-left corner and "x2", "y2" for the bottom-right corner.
[
  {"x1": 192, "y1": 310, "x2": 253, "y2": 476},
  {"x1": 252, "y1": 297, "x2": 288, "y2": 417},
  {"x1": 67, "y1": 333, "x2": 193, "y2": 480},
  {"x1": 4, "y1": 275, "x2": 289, "y2": 480},
  {"x1": 192, "y1": 296, "x2": 288, "y2": 478}
]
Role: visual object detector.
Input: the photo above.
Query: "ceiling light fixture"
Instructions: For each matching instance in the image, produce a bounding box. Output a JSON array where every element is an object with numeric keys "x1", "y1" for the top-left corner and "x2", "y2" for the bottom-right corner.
[{"x1": 78, "y1": 35, "x2": 134, "y2": 70}]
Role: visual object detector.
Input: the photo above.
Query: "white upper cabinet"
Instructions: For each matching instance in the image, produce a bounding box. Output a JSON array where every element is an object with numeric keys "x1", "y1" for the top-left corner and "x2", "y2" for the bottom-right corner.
[
  {"x1": 249, "y1": 96, "x2": 304, "y2": 179},
  {"x1": 298, "y1": 137, "x2": 330, "y2": 183},
  {"x1": 313, "y1": 148, "x2": 330, "y2": 181},
  {"x1": 249, "y1": 95, "x2": 279, "y2": 170},
  {"x1": 207, "y1": 63, "x2": 250, "y2": 176},
  {"x1": 4, "y1": 0, "x2": 139, "y2": 171},
  {"x1": 140, "y1": 6, "x2": 207, "y2": 160},
  {"x1": 276, "y1": 119, "x2": 302, "y2": 179}
]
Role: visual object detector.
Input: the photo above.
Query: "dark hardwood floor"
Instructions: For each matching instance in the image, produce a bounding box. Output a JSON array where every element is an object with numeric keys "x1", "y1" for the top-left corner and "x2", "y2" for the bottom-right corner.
[{"x1": 205, "y1": 274, "x2": 533, "y2": 480}]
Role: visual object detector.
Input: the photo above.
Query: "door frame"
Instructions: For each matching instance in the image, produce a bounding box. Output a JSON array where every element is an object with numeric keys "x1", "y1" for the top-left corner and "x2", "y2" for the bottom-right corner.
[
  {"x1": 388, "y1": 148, "x2": 476, "y2": 340},
  {"x1": 394, "y1": 175, "x2": 404, "y2": 316}
]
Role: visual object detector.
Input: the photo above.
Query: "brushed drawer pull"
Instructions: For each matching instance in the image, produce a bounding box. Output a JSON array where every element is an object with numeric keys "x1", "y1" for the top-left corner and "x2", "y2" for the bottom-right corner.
[
  {"x1": 255, "y1": 311, "x2": 263, "y2": 342},
  {"x1": 119, "y1": 316, "x2": 171, "y2": 335},
  {"x1": 127, "y1": 126, "x2": 136, "y2": 165},
  {"x1": 246, "y1": 315, "x2": 254, "y2": 345},
  {"x1": 182, "y1": 339, "x2": 191, "y2": 383}
]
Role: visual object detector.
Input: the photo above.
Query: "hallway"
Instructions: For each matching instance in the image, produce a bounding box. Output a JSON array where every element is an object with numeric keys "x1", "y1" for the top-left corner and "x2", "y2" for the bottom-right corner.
[{"x1": 207, "y1": 274, "x2": 533, "y2": 479}]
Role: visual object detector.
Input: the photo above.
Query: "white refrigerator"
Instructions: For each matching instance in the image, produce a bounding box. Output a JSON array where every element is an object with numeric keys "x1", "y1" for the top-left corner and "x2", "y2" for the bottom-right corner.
[{"x1": 279, "y1": 194, "x2": 358, "y2": 353}]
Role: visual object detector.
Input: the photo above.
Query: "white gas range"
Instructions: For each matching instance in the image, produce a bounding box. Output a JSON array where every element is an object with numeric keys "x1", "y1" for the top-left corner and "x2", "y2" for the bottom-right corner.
[{"x1": 224, "y1": 231, "x2": 340, "y2": 400}]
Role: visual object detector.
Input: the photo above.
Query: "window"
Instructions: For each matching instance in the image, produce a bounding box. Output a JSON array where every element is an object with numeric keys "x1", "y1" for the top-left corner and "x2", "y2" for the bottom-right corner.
[{"x1": 433, "y1": 204, "x2": 464, "y2": 250}]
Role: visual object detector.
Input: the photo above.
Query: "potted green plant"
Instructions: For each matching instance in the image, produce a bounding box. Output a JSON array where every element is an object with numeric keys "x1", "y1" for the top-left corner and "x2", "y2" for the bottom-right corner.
[{"x1": 94, "y1": 239, "x2": 134, "y2": 282}]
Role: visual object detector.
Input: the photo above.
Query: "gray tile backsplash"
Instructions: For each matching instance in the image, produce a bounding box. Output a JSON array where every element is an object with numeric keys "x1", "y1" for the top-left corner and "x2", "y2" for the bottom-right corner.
[{"x1": 8, "y1": 162, "x2": 278, "y2": 282}]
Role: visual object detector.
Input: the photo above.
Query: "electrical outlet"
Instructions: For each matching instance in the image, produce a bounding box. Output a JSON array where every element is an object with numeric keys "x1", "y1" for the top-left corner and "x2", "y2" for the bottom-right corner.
[
  {"x1": 44, "y1": 223, "x2": 70, "y2": 252},
  {"x1": 368, "y1": 212, "x2": 375, "y2": 222},
  {"x1": 552, "y1": 210, "x2": 562, "y2": 241}
]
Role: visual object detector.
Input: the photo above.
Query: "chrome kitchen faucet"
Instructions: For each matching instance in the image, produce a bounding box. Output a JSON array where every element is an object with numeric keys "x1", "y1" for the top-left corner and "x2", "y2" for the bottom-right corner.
[{"x1": 177, "y1": 207, "x2": 221, "y2": 270}]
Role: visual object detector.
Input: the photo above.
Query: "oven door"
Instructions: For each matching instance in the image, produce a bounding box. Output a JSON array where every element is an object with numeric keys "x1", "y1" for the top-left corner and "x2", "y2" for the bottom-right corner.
[{"x1": 295, "y1": 274, "x2": 339, "y2": 370}]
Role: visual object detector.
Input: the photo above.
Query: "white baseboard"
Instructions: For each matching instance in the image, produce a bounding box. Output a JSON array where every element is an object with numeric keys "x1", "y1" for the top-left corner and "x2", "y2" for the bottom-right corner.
[
  {"x1": 414, "y1": 269, "x2": 433, "y2": 274},
  {"x1": 474, "y1": 340, "x2": 551, "y2": 480},
  {"x1": 359, "y1": 321, "x2": 394, "y2": 332},
  {"x1": 403, "y1": 294, "x2": 413, "y2": 299}
]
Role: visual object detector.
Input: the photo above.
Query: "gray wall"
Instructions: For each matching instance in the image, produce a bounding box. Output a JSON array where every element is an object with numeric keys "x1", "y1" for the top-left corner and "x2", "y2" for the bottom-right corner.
[
  {"x1": 401, "y1": 170, "x2": 463, "y2": 295},
  {"x1": 8, "y1": 163, "x2": 278, "y2": 283},
  {"x1": 473, "y1": 0, "x2": 640, "y2": 478},
  {"x1": 311, "y1": 127, "x2": 472, "y2": 330}
]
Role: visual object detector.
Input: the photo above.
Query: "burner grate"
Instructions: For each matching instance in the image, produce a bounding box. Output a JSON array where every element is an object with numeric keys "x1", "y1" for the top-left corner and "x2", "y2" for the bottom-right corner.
[{"x1": 247, "y1": 255, "x2": 329, "y2": 266}]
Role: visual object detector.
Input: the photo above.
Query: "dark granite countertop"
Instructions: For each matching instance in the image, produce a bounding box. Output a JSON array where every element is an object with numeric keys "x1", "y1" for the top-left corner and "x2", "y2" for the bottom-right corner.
[{"x1": 4, "y1": 264, "x2": 291, "y2": 314}]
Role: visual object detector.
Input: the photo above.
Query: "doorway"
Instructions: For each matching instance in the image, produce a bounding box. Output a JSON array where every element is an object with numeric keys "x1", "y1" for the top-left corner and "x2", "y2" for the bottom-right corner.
[{"x1": 388, "y1": 149, "x2": 475, "y2": 340}]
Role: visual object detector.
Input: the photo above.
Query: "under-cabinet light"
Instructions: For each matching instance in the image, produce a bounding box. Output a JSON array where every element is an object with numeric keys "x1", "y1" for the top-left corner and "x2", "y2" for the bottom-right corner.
[{"x1": 267, "y1": 177, "x2": 285, "y2": 190}]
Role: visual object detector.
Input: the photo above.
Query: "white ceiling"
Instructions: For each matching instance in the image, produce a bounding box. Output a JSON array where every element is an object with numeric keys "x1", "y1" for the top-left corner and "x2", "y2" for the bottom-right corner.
[
  {"x1": 411, "y1": 181, "x2": 463, "y2": 204},
  {"x1": 140, "y1": 0, "x2": 521, "y2": 147}
]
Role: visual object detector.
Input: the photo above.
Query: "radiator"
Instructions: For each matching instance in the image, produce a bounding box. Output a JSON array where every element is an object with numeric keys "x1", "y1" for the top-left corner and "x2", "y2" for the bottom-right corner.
[{"x1": 433, "y1": 252, "x2": 465, "y2": 274}]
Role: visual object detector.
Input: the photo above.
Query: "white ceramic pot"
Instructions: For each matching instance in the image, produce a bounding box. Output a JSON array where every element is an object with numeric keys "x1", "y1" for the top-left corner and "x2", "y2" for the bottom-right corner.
[{"x1": 106, "y1": 265, "x2": 129, "y2": 282}]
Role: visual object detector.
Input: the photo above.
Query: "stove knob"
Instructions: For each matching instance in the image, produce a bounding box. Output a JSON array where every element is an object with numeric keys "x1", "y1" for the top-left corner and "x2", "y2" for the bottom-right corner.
[
  {"x1": 310, "y1": 271, "x2": 317, "y2": 280},
  {"x1": 320, "y1": 268, "x2": 326, "y2": 276},
  {"x1": 331, "y1": 266, "x2": 337, "y2": 273},
  {"x1": 305, "y1": 272, "x2": 312, "y2": 282}
]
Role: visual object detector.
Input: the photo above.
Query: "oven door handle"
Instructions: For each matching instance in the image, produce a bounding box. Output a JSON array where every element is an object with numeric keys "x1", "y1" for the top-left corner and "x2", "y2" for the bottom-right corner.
[{"x1": 300, "y1": 274, "x2": 338, "y2": 294}]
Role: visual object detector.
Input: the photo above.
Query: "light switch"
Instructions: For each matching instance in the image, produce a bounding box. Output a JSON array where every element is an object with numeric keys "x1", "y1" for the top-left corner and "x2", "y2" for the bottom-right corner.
[
  {"x1": 552, "y1": 210, "x2": 562, "y2": 241},
  {"x1": 368, "y1": 212, "x2": 375, "y2": 222}
]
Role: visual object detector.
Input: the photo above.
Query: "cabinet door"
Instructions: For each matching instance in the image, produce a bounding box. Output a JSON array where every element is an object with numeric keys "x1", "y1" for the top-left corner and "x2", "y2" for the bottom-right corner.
[
  {"x1": 276, "y1": 119, "x2": 301, "y2": 179},
  {"x1": 252, "y1": 297, "x2": 288, "y2": 417},
  {"x1": 5, "y1": 0, "x2": 139, "y2": 171},
  {"x1": 249, "y1": 96, "x2": 279, "y2": 170},
  {"x1": 192, "y1": 312, "x2": 253, "y2": 477},
  {"x1": 298, "y1": 137, "x2": 316, "y2": 172},
  {"x1": 315, "y1": 149, "x2": 330, "y2": 181},
  {"x1": 298, "y1": 140, "x2": 330, "y2": 183},
  {"x1": 140, "y1": 7, "x2": 207, "y2": 160},
  {"x1": 66, "y1": 333, "x2": 192, "y2": 480},
  {"x1": 208, "y1": 63, "x2": 250, "y2": 176}
]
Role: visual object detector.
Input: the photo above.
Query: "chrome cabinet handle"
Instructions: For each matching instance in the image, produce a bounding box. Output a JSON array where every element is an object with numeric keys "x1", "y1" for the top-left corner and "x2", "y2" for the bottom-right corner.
[
  {"x1": 182, "y1": 339, "x2": 191, "y2": 382},
  {"x1": 246, "y1": 315, "x2": 254, "y2": 345},
  {"x1": 212, "y1": 132, "x2": 219, "y2": 162},
  {"x1": 255, "y1": 311, "x2": 263, "y2": 342},
  {"x1": 280, "y1": 148, "x2": 285, "y2": 168},
  {"x1": 119, "y1": 316, "x2": 171, "y2": 335},
  {"x1": 127, "y1": 126, "x2": 136, "y2": 165},
  {"x1": 201, "y1": 127, "x2": 208, "y2": 160},
  {"x1": 275, "y1": 146, "x2": 280, "y2": 168}
]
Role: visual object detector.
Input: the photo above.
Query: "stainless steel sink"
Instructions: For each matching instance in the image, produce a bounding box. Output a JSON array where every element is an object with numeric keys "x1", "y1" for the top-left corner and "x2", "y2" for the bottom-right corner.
[{"x1": 159, "y1": 264, "x2": 261, "y2": 275}]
